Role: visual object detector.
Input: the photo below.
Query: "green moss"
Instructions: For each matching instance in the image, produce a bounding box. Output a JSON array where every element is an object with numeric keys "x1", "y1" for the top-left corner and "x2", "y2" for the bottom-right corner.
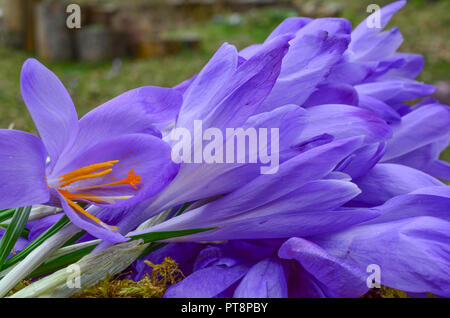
[
  {"x1": 72, "y1": 257, "x2": 184, "y2": 298},
  {"x1": 362, "y1": 286, "x2": 409, "y2": 298}
]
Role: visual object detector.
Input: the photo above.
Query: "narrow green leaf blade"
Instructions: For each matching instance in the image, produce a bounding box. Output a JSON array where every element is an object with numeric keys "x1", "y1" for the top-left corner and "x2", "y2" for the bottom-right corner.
[
  {"x1": 0, "y1": 207, "x2": 31, "y2": 268},
  {"x1": 129, "y1": 227, "x2": 218, "y2": 244},
  {"x1": 0, "y1": 223, "x2": 30, "y2": 238},
  {"x1": 2, "y1": 215, "x2": 71, "y2": 270},
  {"x1": 172, "y1": 202, "x2": 192, "y2": 218},
  {"x1": 0, "y1": 209, "x2": 16, "y2": 223}
]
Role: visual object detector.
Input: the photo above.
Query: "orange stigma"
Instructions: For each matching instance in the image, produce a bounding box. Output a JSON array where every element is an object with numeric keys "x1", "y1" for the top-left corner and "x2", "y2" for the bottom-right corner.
[{"x1": 57, "y1": 160, "x2": 141, "y2": 231}]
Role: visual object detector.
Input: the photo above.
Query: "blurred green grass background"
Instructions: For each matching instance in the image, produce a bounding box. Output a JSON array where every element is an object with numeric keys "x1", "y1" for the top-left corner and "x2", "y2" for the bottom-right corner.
[{"x1": 0, "y1": 0, "x2": 449, "y2": 160}]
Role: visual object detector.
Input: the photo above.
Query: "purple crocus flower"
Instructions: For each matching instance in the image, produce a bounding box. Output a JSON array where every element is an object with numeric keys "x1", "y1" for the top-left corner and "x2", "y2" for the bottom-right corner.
[
  {"x1": 101, "y1": 31, "x2": 392, "y2": 244},
  {"x1": 128, "y1": 1, "x2": 449, "y2": 298},
  {"x1": 0, "y1": 59, "x2": 180, "y2": 242}
]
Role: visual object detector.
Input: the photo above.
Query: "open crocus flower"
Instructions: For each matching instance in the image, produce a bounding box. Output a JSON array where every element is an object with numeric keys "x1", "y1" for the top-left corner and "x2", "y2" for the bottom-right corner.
[{"x1": 0, "y1": 59, "x2": 180, "y2": 242}]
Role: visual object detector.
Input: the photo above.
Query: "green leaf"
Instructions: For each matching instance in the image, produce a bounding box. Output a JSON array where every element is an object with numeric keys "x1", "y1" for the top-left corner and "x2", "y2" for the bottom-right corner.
[
  {"x1": 0, "y1": 209, "x2": 16, "y2": 223},
  {"x1": 130, "y1": 227, "x2": 217, "y2": 244},
  {"x1": 29, "y1": 226, "x2": 217, "y2": 278},
  {"x1": 0, "y1": 223, "x2": 30, "y2": 239},
  {"x1": 172, "y1": 202, "x2": 192, "y2": 218},
  {"x1": 1, "y1": 215, "x2": 71, "y2": 270},
  {"x1": 63, "y1": 231, "x2": 86, "y2": 247},
  {"x1": 0, "y1": 207, "x2": 31, "y2": 268},
  {"x1": 137, "y1": 242, "x2": 167, "y2": 260}
]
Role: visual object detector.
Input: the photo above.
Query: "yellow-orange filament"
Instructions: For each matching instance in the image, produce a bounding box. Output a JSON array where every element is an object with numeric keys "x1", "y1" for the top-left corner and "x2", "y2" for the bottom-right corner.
[
  {"x1": 60, "y1": 168, "x2": 113, "y2": 188},
  {"x1": 59, "y1": 160, "x2": 119, "y2": 185},
  {"x1": 59, "y1": 191, "x2": 118, "y2": 231}
]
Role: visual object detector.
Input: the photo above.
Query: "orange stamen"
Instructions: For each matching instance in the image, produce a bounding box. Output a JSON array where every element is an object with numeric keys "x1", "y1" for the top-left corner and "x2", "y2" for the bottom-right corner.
[
  {"x1": 60, "y1": 168, "x2": 113, "y2": 188},
  {"x1": 59, "y1": 160, "x2": 119, "y2": 184},
  {"x1": 73, "y1": 169, "x2": 141, "y2": 191}
]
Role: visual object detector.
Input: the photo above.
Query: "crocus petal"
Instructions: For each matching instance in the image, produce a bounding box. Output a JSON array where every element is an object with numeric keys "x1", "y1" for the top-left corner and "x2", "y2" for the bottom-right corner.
[
  {"x1": 313, "y1": 216, "x2": 450, "y2": 297},
  {"x1": 299, "y1": 18, "x2": 351, "y2": 37},
  {"x1": 357, "y1": 94, "x2": 401, "y2": 125},
  {"x1": 28, "y1": 213, "x2": 63, "y2": 241},
  {"x1": 20, "y1": 58, "x2": 78, "y2": 170},
  {"x1": 265, "y1": 17, "x2": 312, "y2": 41},
  {"x1": 54, "y1": 189, "x2": 128, "y2": 243},
  {"x1": 204, "y1": 34, "x2": 292, "y2": 131},
  {"x1": 176, "y1": 43, "x2": 239, "y2": 131},
  {"x1": 349, "y1": 27, "x2": 403, "y2": 62},
  {"x1": 386, "y1": 136, "x2": 450, "y2": 181},
  {"x1": 302, "y1": 83, "x2": 359, "y2": 107},
  {"x1": 238, "y1": 17, "x2": 312, "y2": 59},
  {"x1": 369, "y1": 190, "x2": 450, "y2": 223},
  {"x1": 279, "y1": 238, "x2": 369, "y2": 297},
  {"x1": 173, "y1": 75, "x2": 197, "y2": 95},
  {"x1": 164, "y1": 261, "x2": 250, "y2": 298},
  {"x1": 53, "y1": 87, "x2": 182, "y2": 174},
  {"x1": 260, "y1": 32, "x2": 350, "y2": 111},
  {"x1": 363, "y1": 56, "x2": 405, "y2": 81},
  {"x1": 286, "y1": 263, "x2": 327, "y2": 298},
  {"x1": 78, "y1": 86, "x2": 182, "y2": 135},
  {"x1": 302, "y1": 104, "x2": 392, "y2": 144},
  {"x1": 312, "y1": 190, "x2": 450, "y2": 296},
  {"x1": 325, "y1": 61, "x2": 374, "y2": 85},
  {"x1": 379, "y1": 53, "x2": 425, "y2": 80},
  {"x1": 383, "y1": 104, "x2": 450, "y2": 161},
  {"x1": 336, "y1": 142, "x2": 386, "y2": 179},
  {"x1": 350, "y1": 0, "x2": 406, "y2": 50},
  {"x1": 355, "y1": 81, "x2": 436, "y2": 104},
  {"x1": 233, "y1": 257, "x2": 288, "y2": 298},
  {"x1": 0, "y1": 130, "x2": 50, "y2": 209},
  {"x1": 352, "y1": 163, "x2": 443, "y2": 206}
]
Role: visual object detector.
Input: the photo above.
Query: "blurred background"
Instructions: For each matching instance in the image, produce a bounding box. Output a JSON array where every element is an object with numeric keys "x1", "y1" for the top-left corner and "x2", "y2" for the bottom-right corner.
[{"x1": 0, "y1": 0, "x2": 448, "y2": 135}]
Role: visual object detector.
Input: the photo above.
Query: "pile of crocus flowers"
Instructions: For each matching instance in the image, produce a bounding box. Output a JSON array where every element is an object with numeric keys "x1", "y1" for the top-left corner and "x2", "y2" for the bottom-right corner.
[{"x1": 0, "y1": 1, "x2": 449, "y2": 298}]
